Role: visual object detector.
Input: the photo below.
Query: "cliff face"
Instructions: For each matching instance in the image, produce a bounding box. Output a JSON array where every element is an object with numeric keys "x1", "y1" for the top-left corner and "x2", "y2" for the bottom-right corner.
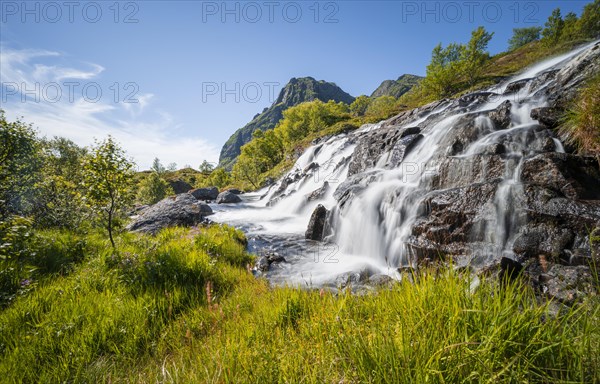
[
  {"x1": 370, "y1": 74, "x2": 422, "y2": 98},
  {"x1": 218, "y1": 77, "x2": 355, "y2": 169}
]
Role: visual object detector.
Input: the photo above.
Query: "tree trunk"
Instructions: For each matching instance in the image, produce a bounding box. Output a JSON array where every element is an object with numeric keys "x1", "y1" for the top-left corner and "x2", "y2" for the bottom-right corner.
[{"x1": 108, "y1": 204, "x2": 115, "y2": 249}]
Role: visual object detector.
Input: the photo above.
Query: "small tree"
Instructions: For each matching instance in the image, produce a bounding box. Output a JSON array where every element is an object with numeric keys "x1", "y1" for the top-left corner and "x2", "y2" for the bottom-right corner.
[
  {"x1": 508, "y1": 26, "x2": 542, "y2": 51},
  {"x1": 542, "y1": 8, "x2": 564, "y2": 46},
  {"x1": 82, "y1": 136, "x2": 135, "y2": 248},
  {"x1": 350, "y1": 95, "x2": 371, "y2": 116},
  {"x1": 137, "y1": 172, "x2": 173, "y2": 205},
  {"x1": 151, "y1": 157, "x2": 166, "y2": 175},
  {"x1": 199, "y1": 160, "x2": 215, "y2": 175},
  {"x1": 577, "y1": 0, "x2": 600, "y2": 39},
  {"x1": 460, "y1": 26, "x2": 494, "y2": 86}
]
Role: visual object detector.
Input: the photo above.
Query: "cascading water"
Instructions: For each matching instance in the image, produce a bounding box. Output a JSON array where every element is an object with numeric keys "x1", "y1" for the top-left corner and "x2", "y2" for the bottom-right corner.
[{"x1": 211, "y1": 42, "x2": 599, "y2": 287}]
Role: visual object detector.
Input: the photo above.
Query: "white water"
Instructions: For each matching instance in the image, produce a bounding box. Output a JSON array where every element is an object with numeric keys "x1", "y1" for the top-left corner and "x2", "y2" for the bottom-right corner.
[{"x1": 211, "y1": 43, "x2": 597, "y2": 287}]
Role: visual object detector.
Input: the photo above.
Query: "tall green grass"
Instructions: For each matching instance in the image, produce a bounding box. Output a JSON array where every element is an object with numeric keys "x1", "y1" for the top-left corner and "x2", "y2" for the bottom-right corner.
[{"x1": 1, "y1": 227, "x2": 598, "y2": 383}]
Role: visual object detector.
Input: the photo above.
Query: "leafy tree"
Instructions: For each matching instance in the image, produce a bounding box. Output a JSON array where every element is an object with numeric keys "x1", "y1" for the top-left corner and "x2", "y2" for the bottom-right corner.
[
  {"x1": 542, "y1": 8, "x2": 564, "y2": 46},
  {"x1": 365, "y1": 96, "x2": 398, "y2": 118},
  {"x1": 508, "y1": 26, "x2": 542, "y2": 51},
  {"x1": 208, "y1": 168, "x2": 231, "y2": 189},
  {"x1": 231, "y1": 153, "x2": 261, "y2": 189},
  {"x1": 350, "y1": 95, "x2": 372, "y2": 116},
  {"x1": 276, "y1": 100, "x2": 349, "y2": 146},
  {"x1": 167, "y1": 162, "x2": 178, "y2": 172},
  {"x1": 577, "y1": 0, "x2": 600, "y2": 39},
  {"x1": 199, "y1": 160, "x2": 215, "y2": 175},
  {"x1": 82, "y1": 136, "x2": 135, "y2": 248},
  {"x1": 561, "y1": 12, "x2": 580, "y2": 42},
  {"x1": 460, "y1": 26, "x2": 494, "y2": 86},
  {"x1": 151, "y1": 157, "x2": 166, "y2": 175},
  {"x1": 137, "y1": 172, "x2": 173, "y2": 205},
  {"x1": 35, "y1": 137, "x2": 89, "y2": 228},
  {"x1": 422, "y1": 42, "x2": 464, "y2": 97},
  {"x1": 0, "y1": 110, "x2": 42, "y2": 219}
]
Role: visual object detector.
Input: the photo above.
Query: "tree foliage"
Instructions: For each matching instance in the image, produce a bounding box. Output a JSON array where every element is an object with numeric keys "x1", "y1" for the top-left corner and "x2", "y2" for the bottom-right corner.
[
  {"x1": 82, "y1": 136, "x2": 135, "y2": 248},
  {"x1": 350, "y1": 95, "x2": 371, "y2": 116},
  {"x1": 0, "y1": 111, "x2": 42, "y2": 219},
  {"x1": 422, "y1": 27, "x2": 493, "y2": 97},
  {"x1": 508, "y1": 27, "x2": 542, "y2": 51}
]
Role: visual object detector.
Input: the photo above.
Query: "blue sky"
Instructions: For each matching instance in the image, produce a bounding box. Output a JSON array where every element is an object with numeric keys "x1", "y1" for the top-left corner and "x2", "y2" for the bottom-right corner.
[{"x1": 0, "y1": 1, "x2": 587, "y2": 169}]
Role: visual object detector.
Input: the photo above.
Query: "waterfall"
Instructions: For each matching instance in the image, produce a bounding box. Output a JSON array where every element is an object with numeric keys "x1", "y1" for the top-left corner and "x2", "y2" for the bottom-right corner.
[{"x1": 211, "y1": 42, "x2": 599, "y2": 286}]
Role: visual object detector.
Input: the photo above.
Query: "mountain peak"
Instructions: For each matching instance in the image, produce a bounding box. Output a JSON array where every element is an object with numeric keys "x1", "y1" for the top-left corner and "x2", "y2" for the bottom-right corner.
[
  {"x1": 370, "y1": 74, "x2": 422, "y2": 98},
  {"x1": 218, "y1": 77, "x2": 355, "y2": 169}
]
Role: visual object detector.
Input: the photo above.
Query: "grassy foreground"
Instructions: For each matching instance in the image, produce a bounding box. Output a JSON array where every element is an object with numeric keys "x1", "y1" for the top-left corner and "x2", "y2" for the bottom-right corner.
[{"x1": 0, "y1": 226, "x2": 598, "y2": 383}]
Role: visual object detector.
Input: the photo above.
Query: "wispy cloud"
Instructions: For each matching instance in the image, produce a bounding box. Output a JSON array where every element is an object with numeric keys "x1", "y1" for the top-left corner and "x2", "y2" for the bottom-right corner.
[{"x1": 1, "y1": 46, "x2": 219, "y2": 170}]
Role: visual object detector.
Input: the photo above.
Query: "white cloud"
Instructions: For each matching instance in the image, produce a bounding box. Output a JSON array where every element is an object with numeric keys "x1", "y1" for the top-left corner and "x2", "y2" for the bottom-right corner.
[{"x1": 1, "y1": 46, "x2": 220, "y2": 170}]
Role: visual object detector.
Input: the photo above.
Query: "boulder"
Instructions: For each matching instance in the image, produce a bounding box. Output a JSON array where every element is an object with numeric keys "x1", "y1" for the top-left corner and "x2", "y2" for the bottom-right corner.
[
  {"x1": 126, "y1": 194, "x2": 213, "y2": 234},
  {"x1": 189, "y1": 186, "x2": 219, "y2": 200},
  {"x1": 216, "y1": 191, "x2": 242, "y2": 204},
  {"x1": 257, "y1": 252, "x2": 286, "y2": 272},
  {"x1": 488, "y1": 100, "x2": 512, "y2": 130},
  {"x1": 530, "y1": 107, "x2": 562, "y2": 129},
  {"x1": 305, "y1": 204, "x2": 329, "y2": 241},
  {"x1": 520, "y1": 153, "x2": 600, "y2": 200},
  {"x1": 306, "y1": 182, "x2": 329, "y2": 202},
  {"x1": 504, "y1": 78, "x2": 530, "y2": 94},
  {"x1": 167, "y1": 179, "x2": 193, "y2": 194},
  {"x1": 227, "y1": 188, "x2": 243, "y2": 195},
  {"x1": 348, "y1": 125, "x2": 422, "y2": 176}
]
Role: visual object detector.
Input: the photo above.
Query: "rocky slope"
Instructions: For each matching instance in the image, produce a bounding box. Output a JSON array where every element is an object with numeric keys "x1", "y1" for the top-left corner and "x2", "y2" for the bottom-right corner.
[
  {"x1": 247, "y1": 41, "x2": 600, "y2": 298},
  {"x1": 370, "y1": 74, "x2": 422, "y2": 98},
  {"x1": 218, "y1": 77, "x2": 355, "y2": 169}
]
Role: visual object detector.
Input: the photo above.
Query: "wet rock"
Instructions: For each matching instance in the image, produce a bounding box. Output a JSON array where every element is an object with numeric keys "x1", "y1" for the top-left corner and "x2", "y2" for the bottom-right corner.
[
  {"x1": 520, "y1": 153, "x2": 600, "y2": 200},
  {"x1": 331, "y1": 270, "x2": 370, "y2": 288},
  {"x1": 500, "y1": 257, "x2": 523, "y2": 280},
  {"x1": 512, "y1": 224, "x2": 574, "y2": 260},
  {"x1": 368, "y1": 274, "x2": 395, "y2": 287},
  {"x1": 305, "y1": 204, "x2": 329, "y2": 241},
  {"x1": 543, "y1": 265, "x2": 597, "y2": 305},
  {"x1": 216, "y1": 191, "x2": 242, "y2": 204},
  {"x1": 434, "y1": 155, "x2": 505, "y2": 189},
  {"x1": 167, "y1": 179, "x2": 193, "y2": 194},
  {"x1": 189, "y1": 186, "x2": 219, "y2": 201},
  {"x1": 504, "y1": 78, "x2": 530, "y2": 94},
  {"x1": 227, "y1": 188, "x2": 243, "y2": 195},
  {"x1": 348, "y1": 125, "x2": 422, "y2": 176},
  {"x1": 447, "y1": 114, "x2": 486, "y2": 155},
  {"x1": 303, "y1": 162, "x2": 319, "y2": 173},
  {"x1": 127, "y1": 194, "x2": 212, "y2": 234},
  {"x1": 457, "y1": 91, "x2": 497, "y2": 108},
  {"x1": 257, "y1": 252, "x2": 286, "y2": 272},
  {"x1": 333, "y1": 170, "x2": 381, "y2": 209},
  {"x1": 488, "y1": 100, "x2": 512, "y2": 129},
  {"x1": 306, "y1": 181, "x2": 329, "y2": 202},
  {"x1": 530, "y1": 107, "x2": 562, "y2": 129}
]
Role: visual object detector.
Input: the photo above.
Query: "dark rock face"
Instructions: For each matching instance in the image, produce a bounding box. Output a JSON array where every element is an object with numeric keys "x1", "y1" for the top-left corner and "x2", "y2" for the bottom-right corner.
[
  {"x1": 216, "y1": 191, "x2": 242, "y2": 204},
  {"x1": 348, "y1": 125, "x2": 422, "y2": 176},
  {"x1": 504, "y1": 78, "x2": 530, "y2": 94},
  {"x1": 167, "y1": 179, "x2": 193, "y2": 194},
  {"x1": 530, "y1": 107, "x2": 562, "y2": 129},
  {"x1": 306, "y1": 204, "x2": 329, "y2": 241},
  {"x1": 189, "y1": 186, "x2": 219, "y2": 201},
  {"x1": 226, "y1": 188, "x2": 243, "y2": 195},
  {"x1": 520, "y1": 153, "x2": 600, "y2": 200},
  {"x1": 488, "y1": 100, "x2": 512, "y2": 129},
  {"x1": 306, "y1": 182, "x2": 329, "y2": 202},
  {"x1": 257, "y1": 252, "x2": 286, "y2": 272},
  {"x1": 127, "y1": 194, "x2": 212, "y2": 234}
]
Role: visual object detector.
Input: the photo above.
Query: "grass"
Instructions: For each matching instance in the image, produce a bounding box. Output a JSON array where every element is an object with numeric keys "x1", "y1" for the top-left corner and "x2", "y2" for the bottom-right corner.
[
  {"x1": 559, "y1": 72, "x2": 600, "y2": 162},
  {"x1": 1, "y1": 226, "x2": 598, "y2": 383}
]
